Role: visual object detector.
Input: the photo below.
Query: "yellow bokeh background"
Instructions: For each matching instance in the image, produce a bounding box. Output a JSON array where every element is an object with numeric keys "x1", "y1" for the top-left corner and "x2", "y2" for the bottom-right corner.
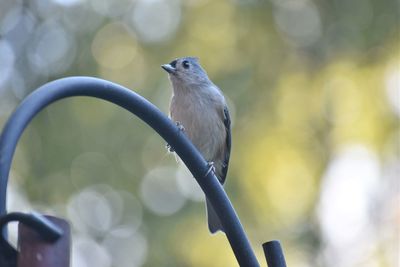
[{"x1": 0, "y1": 0, "x2": 398, "y2": 266}]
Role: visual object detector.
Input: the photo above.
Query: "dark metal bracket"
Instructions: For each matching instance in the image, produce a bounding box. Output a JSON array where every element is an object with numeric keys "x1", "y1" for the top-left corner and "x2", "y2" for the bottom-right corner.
[
  {"x1": 0, "y1": 212, "x2": 63, "y2": 242},
  {"x1": 0, "y1": 212, "x2": 63, "y2": 266}
]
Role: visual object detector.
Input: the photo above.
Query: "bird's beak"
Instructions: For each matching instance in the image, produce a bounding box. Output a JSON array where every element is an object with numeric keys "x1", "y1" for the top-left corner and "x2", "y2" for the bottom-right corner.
[{"x1": 161, "y1": 64, "x2": 177, "y2": 74}]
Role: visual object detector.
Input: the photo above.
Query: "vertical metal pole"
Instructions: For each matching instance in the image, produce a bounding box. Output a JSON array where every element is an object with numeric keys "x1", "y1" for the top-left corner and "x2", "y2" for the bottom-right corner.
[
  {"x1": 0, "y1": 239, "x2": 16, "y2": 267},
  {"x1": 263, "y1": 240, "x2": 287, "y2": 267},
  {"x1": 17, "y1": 216, "x2": 70, "y2": 267}
]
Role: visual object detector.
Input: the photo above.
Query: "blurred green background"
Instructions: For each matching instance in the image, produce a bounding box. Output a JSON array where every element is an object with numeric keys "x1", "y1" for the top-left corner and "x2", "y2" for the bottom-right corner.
[{"x1": 0, "y1": 0, "x2": 398, "y2": 266}]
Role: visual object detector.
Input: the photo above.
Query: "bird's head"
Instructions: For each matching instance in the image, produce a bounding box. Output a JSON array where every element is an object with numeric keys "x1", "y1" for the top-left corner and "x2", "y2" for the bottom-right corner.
[{"x1": 162, "y1": 57, "x2": 211, "y2": 87}]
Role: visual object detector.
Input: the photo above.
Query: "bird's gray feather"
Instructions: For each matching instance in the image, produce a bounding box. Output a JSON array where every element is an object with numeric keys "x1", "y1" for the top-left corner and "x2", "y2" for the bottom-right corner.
[
  {"x1": 164, "y1": 57, "x2": 231, "y2": 234},
  {"x1": 220, "y1": 105, "x2": 231, "y2": 184}
]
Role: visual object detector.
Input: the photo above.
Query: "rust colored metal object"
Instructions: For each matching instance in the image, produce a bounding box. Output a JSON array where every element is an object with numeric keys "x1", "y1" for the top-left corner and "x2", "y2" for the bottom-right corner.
[{"x1": 17, "y1": 216, "x2": 70, "y2": 267}]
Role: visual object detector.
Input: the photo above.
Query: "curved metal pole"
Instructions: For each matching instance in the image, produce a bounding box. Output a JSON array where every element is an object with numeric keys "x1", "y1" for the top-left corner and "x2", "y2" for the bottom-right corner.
[{"x1": 0, "y1": 77, "x2": 260, "y2": 266}]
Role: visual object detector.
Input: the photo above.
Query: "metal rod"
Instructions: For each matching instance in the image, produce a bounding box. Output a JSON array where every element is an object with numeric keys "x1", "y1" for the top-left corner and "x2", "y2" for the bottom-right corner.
[
  {"x1": 17, "y1": 216, "x2": 70, "y2": 267},
  {"x1": 263, "y1": 240, "x2": 287, "y2": 267},
  {"x1": 0, "y1": 238, "x2": 17, "y2": 267},
  {"x1": 0, "y1": 77, "x2": 260, "y2": 266}
]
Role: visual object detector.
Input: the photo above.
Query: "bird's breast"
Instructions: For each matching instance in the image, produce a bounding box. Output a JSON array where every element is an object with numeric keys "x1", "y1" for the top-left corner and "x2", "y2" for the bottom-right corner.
[{"x1": 170, "y1": 93, "x2": 225, "y2": 161}]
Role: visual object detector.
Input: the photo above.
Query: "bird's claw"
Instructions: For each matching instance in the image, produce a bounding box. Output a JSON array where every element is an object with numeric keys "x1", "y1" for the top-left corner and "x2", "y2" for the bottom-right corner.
[
  {"x1": 166, "y1": 143, "x2": 174, "y2": 153},
  {"x1": 176, "y1": 121, "x2": 185, "y2": 132},
  {"x1": 205, "y1": 161, "x2": 215, "y2": 177},
  {"x1": 166, "y1": 122, "x2": 185, "y2": 153}
]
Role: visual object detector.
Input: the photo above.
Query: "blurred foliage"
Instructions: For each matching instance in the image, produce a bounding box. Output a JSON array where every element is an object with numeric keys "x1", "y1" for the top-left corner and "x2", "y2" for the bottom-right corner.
[{"x1": 0, "y1": 0, "x2": 399, "y2": 266}]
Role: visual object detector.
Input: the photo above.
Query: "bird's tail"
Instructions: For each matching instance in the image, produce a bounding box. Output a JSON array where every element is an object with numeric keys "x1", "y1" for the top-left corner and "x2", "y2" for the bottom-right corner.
[{"x1": 206, "y1": 199, "x2": 224, "y2": 234}]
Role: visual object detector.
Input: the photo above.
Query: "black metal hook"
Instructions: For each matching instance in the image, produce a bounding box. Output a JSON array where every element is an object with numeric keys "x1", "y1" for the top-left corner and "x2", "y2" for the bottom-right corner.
[
  {"x1": 0, "y1": 76, "x2": 288, "y2": 266},
  {"x1": 0, "y1": 77, "x2": 260, "y2": 266}
]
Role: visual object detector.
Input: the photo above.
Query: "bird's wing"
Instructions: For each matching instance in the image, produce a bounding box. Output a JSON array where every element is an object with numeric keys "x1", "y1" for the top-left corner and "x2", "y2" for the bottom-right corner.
[{"x1": 220, "y1": 105, "x2": 231, "y2": 184}]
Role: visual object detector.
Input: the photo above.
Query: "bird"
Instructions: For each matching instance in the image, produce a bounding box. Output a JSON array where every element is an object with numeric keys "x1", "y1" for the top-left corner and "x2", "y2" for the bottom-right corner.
[{"x1": 162, "y1": 57, "x2": 231, "y2": 234}]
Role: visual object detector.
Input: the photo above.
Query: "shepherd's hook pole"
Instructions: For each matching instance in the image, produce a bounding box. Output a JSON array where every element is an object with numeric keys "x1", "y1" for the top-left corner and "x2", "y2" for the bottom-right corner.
[{"x1": 0, "y1": 77, "x2": 260, "y2": 267}]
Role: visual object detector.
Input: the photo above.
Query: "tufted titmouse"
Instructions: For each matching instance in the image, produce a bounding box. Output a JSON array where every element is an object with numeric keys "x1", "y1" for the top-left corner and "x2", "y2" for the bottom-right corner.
[{"x1": 162, "y1": 57, "x2": 231, "y2": 234}]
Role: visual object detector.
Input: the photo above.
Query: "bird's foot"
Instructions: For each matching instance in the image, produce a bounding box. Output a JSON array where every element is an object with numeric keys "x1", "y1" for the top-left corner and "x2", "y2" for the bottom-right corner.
[
  {"x1": 175, "y1": 121, "x2": 185, "y2": 132},
  {"x1": 166, "y1": 143, "x2": 174, "y2": 153},
  {"x1": 166, "y1": 122, "x2": 185, "y2": 153},
  {"x1": 205, "y1": 161, "x2": 215, "y2": 177}
]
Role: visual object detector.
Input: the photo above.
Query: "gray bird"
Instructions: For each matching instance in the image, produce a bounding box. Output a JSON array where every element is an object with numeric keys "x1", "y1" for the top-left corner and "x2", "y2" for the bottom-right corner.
[{"x1": 162, "y1": 57, "x2": 231, "y2": 234}]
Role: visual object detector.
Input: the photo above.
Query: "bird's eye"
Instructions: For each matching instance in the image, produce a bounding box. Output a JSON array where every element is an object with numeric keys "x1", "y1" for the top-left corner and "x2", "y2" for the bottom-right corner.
[{"x1": 182, "y1": 60, "x2": 190, "y2": 69}]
